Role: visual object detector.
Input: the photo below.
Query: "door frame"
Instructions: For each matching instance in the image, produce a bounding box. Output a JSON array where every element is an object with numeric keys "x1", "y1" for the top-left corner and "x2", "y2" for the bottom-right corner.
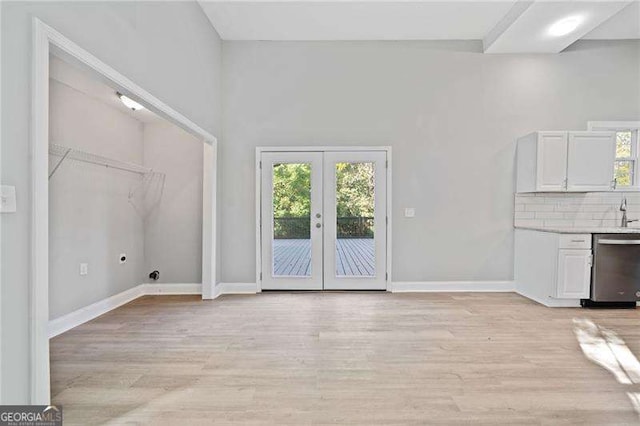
[
  {"x1": 31, "y1": 18, "x2": 218, "y2": 403},
  {"x1": 255, "y1": 146, "x2": 392, "y2": 292}
]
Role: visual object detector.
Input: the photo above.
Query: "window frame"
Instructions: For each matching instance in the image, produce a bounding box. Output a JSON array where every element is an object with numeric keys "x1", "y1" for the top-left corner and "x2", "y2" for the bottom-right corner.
[
  {"x1": 614, "y1": 130, "x2": 636, "y2": 188},
  {"x1": 588, "y1": 121, "x2": 640, "y2": 190}
]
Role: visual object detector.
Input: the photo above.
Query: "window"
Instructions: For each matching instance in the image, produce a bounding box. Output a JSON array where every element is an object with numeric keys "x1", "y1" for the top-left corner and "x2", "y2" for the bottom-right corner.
[
  {"x1": 614, "y1": 130, "x2": 637, "y2": 187},
  {"x1": 588, "y1": 122, "x2": 640, "y2": 189}
]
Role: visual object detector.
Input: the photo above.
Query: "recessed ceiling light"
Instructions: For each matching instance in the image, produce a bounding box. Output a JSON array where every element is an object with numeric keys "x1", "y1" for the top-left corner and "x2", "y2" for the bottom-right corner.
[
  {"x1": 548, "y1": 16, "x2": 583, "y2": 37},
  {"x1": 117, "y1": 92, "x2": 145, "y2": 111}
]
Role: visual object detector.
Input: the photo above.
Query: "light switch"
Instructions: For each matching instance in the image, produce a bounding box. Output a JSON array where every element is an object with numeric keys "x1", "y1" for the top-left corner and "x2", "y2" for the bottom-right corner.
[
  {"x1": 404, "y1": 208, "x2": 415, "y2": 218},
  {"x1": 79, "y1": 263, "x2": 88, "y2": 276},
  {"x1": 0, "y1": 185, "x2": 17, "y2": 213}
]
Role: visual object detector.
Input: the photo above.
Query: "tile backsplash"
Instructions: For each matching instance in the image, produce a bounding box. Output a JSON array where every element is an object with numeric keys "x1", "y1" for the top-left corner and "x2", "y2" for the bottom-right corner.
[{"x1": 514, "y1": 193, "x2": 640, "y2": 229}]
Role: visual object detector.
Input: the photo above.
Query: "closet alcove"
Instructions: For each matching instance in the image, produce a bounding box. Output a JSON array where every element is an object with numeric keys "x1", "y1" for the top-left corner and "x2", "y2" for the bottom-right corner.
[{"x1": 48, "y1": 55, "x2": 205, "y2": 322}]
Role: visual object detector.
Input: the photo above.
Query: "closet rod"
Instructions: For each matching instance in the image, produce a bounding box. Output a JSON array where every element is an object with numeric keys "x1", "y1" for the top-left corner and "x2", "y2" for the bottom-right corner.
[{"x1": 49, "y1": 143, "x2": 154, "y2": 179}]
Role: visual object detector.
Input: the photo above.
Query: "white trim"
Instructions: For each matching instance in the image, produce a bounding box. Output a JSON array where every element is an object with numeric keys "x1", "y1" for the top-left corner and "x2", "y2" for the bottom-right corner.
[
  {"x1": 0, "y1": 0, "x2": 3, "y2": 402},
  {"x1": 48, "y1": 283, "x2": 203, "y2": 338},
  {"x1": 213, "y1": 283, "x2": 223, "y2": 299},
  {"x1": 390, "y1": 281, "x2": 516, "y2": 293},
  {"x1": 219, "y1": 282, "x2": 259, "y2": 294},
  {"x1": 44, "y1": 281, "x2": 577, "y2": 341},
  {"x1": 48, "y1": 286, "x2": 145, "y2": 338},
  {"x1": 46, "y1": 30, "x2": 216, "y2": 143},
  {"x1": 143, "y1": 283, "x2": 202, "y2": 295},
  {"x1": 258, "y1": 146, "x2": 391, "y2": 153},
  {"x1": 385, "y1": 148, "x2": 393, "y2": 289},
  {"x1": 515, "y1": 287, "x2": 581, "y2": 308},
  {"x1": 201, "y1": 143, "x2": 217, "y2": 299},
  {"x1": 31, "y1": 17, "x2": 51, "y2": 405},
  {"x1": 255, "y1": 146, "x2": 392, "y2": 292},
  {"x1": 255, "y1": 150, "x2": 262, "y2": 291},
  {"x1": 212, "y1": 282, "x2": 257, "y2": 297},
  {"x1": 588, "y1": 121, "x2": 640, "y2": 131},
  {"x1": 218, "y1": 281, "x2": 514, "y2": 294},
  {"x1": 31, "y1": 18, "x2": 218, "y2": 404}
]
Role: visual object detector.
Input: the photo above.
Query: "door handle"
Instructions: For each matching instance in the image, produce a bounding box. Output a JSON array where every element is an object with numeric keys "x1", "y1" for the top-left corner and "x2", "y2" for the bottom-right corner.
[{"x1": 598, "y1": 239, "x2": 640, "y2": 245}]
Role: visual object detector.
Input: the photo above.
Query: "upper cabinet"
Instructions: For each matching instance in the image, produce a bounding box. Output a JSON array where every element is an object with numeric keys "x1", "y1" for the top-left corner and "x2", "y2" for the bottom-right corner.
[
  {"x1": 567, "y1": 132, "x2": 617, "y2": 191},
  {"x1": 517, "y1": 131, "x2": 616, "y2": 193}
]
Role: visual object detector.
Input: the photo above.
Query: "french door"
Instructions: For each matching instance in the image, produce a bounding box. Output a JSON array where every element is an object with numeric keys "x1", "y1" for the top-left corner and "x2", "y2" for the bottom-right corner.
[{"x1": 260, "y1": 150, "x2": 387, "y2": 290}]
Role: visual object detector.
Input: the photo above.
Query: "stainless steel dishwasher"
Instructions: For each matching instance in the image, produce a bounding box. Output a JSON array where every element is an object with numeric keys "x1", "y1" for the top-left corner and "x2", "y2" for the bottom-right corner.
[{"x1": 587, "y1": 233, "x2": 640, "y2": 307}]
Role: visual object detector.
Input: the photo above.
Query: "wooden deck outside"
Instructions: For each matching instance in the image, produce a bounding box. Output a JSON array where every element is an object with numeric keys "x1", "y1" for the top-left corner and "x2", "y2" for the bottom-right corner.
[{"x1": 273, "y1": 238, "x2": 374, "y2": 276}]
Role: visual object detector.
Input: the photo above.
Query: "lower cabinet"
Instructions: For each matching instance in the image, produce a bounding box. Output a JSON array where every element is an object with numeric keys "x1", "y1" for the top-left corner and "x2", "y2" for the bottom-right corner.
[
  {"x1": 556, "y1": 249, "x2": 592, "y2": 299},
  {"x1": 515, "y1": 229, "x2": 592, "y2": 307}
]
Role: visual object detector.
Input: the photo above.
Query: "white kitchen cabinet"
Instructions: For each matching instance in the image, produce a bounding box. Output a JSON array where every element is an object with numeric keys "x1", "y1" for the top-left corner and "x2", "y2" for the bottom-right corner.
[
  {"x1": 516, "y1": 131, "x2": 616, "y2": 193},
  {"x1": 556, "y1": 249, "x2": 592, "y2": 299},
  {"x1": 515, "y1": 229, "x2": 592, "y2": 307},
  {"x1": 567, "y1": 131, "x2": 616, "y2": 191},
  {"x1": 517, "y1": 131, "x2": 567, "y2": 192}
]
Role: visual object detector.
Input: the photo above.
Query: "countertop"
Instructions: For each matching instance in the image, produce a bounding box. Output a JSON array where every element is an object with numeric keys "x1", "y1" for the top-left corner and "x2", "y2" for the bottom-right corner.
[{"x1": 515, "y1": 226, "x2": 640, "y2": 234}]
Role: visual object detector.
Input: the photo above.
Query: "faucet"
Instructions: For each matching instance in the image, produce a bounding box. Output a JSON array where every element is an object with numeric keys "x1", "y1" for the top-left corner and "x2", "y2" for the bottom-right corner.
[{"x1": 620, "y1": 197, "x2": 638, "y2": 227}]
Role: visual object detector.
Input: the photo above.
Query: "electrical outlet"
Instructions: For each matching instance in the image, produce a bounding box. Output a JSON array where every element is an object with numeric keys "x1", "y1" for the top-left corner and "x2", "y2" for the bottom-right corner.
[
  {"x1": 79, "y1": 263, "x2": 88, "y2": 276},
  {"x1": 404, "y1": 208, "x2": 416, "y2": 218}
]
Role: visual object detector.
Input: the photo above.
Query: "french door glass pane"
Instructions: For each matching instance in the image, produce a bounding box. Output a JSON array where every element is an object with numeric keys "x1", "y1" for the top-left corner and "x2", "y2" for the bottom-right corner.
[
  {"x1": 335, "y1": 162, "x2": 375, "y2": 277},
  {"x1": 272, "y1": 163, "x2": 311, "y2": 277}
]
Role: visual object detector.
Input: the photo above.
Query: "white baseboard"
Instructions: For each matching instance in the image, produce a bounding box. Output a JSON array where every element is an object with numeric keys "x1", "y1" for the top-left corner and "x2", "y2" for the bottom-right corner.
[
  {"x1": 515, "y1": 287, "x2": 582, "y2": 308},
  {"x1": 390, "y1": 281, "x2": 515, "y2": 293},
  {"x1": 49, "y1": 280, "x2": 516, "y2": 338},
  {"x1": 142, "y1": 283, "x2": 202, "y2": 295},
  {"x1": 48, "y1": 283, "x2": 202, "y2": 338},
  {"x1": 218, "y1": 281, "x2": 514, "y2": 294},
  {"x1": 218, "y1": 282, "x2": 258, "y2": 294},
  {"x1": 48, "y1": 285, "x2": 144, "y2": 338},
  {"x1": 212, "y1": 283, "x2": 223, "y2": 299}
]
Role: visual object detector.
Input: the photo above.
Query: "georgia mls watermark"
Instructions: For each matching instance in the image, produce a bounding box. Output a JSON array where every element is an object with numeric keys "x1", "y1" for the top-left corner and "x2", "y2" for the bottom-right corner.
[{"x1": 0, "y1": 406, "x2": 62, "y2": 426}]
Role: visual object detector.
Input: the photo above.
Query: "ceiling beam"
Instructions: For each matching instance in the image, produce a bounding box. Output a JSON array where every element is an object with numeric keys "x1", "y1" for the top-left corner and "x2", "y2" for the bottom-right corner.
[
  {"x1": 483, "y1": 0, "x2": 534, "y2": 52},
  {"x1": 484, "y1": 0, "x2": 633, "y2": 54}
]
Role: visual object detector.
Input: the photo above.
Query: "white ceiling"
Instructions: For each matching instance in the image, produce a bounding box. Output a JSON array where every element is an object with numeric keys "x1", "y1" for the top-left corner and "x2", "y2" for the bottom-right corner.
[
  {"x1": 198, "y1": 0, "x2": 640, "y2": 53},
  {"x1": 584, "y1": 1, "x2": 640, "y2": 39},
  {"x1": 199, "y1": 1, "x2": 516, "y2": 41}
]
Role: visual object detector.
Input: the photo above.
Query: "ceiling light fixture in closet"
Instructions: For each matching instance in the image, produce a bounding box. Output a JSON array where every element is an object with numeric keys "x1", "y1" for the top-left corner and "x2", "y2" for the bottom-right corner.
[{"x1": 117, "y1": 92, "x2": 145, "y2": 111}]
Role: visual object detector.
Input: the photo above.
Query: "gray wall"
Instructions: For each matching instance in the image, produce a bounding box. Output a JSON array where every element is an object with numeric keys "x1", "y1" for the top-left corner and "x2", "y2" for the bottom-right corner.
[
  {"x1": 221, "y1": 40, "x2": 640, "y2": 283},
  {"x1": 1, "y1": 1, "x2": 222, "y2": 403},
  {"x1": 48, "y1": 76, "x2": 204, "y2": 320},
  {"x1": 49, "y1": 79, "x2": 145, "y2": 320},
  {"x1": 143, "y1": 121, "x2": 203, "y2": 284}
]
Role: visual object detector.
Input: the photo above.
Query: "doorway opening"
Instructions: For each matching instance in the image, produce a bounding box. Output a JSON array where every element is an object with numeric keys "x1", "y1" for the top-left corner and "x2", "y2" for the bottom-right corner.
[
  {"x1": 256, "y1": 148, "x2": 391, "y2": 291},
  {"x1": 31, "y1": 19, "x2": 218, "y2": 404}
]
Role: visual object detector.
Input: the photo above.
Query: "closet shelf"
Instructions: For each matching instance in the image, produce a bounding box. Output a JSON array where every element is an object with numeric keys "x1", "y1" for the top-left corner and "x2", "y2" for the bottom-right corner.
[{"x1": 49, "y1": 143, "x2": 154, "y2": 179}]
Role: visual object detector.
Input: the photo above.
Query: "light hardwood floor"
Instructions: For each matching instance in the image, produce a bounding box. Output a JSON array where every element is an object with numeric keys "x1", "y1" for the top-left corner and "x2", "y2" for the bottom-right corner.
[{"x1": 50, "y1": 292, "x2": 640, "y2": 425}]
